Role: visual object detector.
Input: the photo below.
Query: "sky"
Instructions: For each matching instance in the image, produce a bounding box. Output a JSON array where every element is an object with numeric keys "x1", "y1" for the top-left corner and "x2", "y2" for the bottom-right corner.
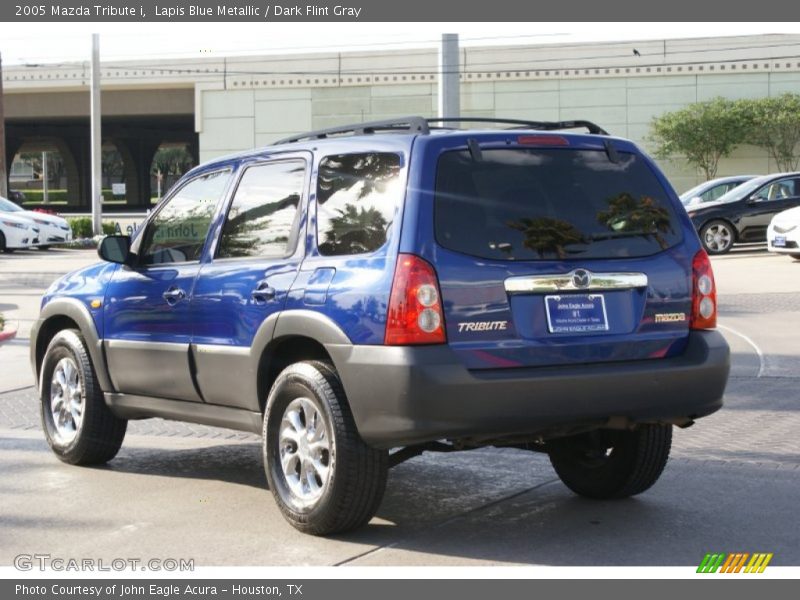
[{"x1": 2, "y1": 22, "x2": 800, "y2": 65}]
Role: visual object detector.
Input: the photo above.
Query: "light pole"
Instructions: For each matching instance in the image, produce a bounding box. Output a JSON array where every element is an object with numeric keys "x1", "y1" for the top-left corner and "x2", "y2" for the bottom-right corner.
[
  {"x1": 438, "y1": 34, "x2": 460, "y2": 119},
  {"x1": 0, "y1": 52, "x2": 8, "y2": 199},
  {"x1": 90, "y1": 34, "x2": 102, "y2": 235}
]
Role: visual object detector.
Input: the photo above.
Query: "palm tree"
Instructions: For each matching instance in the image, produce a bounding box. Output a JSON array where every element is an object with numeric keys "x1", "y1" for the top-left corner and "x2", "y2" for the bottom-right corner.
[
  {"x1": 320, "y1": 204, "x2": 389, "y2": 255},
  {"x1": 596, "y1": 193, "x2": 673, "y2": 249},
  {"x1": 506, "y1": 216, "x2": 586, "y2": 259},
  {"x1": 317, "y1": 153, "x2": 400, "y2": 204}
]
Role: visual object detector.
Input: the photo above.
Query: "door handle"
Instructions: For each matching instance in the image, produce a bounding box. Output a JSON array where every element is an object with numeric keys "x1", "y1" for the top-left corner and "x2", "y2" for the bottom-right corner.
[
  {"x1": 251, "y1": 281, "x2": 276, "y2": 303},
  {"x1": 162, "y1": 287, "x2": 186, "y2": 305}
]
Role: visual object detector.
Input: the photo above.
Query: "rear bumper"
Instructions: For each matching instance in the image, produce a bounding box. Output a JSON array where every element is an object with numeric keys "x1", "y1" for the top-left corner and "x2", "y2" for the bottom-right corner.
[{"x1": 327, "y1": 330, "x2": 730, "y2": 448}]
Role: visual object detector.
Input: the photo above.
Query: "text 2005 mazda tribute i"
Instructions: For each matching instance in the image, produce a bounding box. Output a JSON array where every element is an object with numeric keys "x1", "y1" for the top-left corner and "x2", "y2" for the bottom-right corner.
[{"x1": 31, "y1": 117, "x2": 730, "y2": 535}]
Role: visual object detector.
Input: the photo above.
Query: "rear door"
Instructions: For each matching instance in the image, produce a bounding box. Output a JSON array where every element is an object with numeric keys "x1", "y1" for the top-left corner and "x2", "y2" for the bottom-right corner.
[
  {"x1": 423, "y1": 137, "x2": 691, "y2": 370},
  {"x1": 190, "y1": 155, "x2": 310, "y2": 409}
]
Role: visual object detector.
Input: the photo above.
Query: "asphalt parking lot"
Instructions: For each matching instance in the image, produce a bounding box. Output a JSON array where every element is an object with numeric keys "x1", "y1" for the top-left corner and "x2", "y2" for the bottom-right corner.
[{"x1": 0, "y1": 246, "x2": 798, "y2": 567}]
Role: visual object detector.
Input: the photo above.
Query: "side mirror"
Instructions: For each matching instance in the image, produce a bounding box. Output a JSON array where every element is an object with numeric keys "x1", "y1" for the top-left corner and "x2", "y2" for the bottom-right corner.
[
  {"x1": 746, "y1": 195, "x2": 759, "y2": 204},
  {"x1": 98, "y1": 235, "x2": 131, "y2": 264}
]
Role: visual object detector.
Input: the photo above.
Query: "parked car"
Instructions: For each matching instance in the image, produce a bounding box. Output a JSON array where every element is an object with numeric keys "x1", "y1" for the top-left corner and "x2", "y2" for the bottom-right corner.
[
  {"x1": 8, "y1": 190, "x2": 26, "y2": 203},
  {"x1": 0, "y1": 196, "x2": 72, "y2": 249},
  {"x1": 767, "y1": 206, "x2": 800, "y2": 260},
  {"x1": 30, "y1": 117, "x2": 730, "y2": 535},
  {"x1": 686, "y1": 172, "x2": 800, "y2": 254},
  {"x1": 0, "y1": 212, "x2": 39, "y2": 253},
  {"x1": 679, "y1": 175, "x2": 758, "y2": 207}
]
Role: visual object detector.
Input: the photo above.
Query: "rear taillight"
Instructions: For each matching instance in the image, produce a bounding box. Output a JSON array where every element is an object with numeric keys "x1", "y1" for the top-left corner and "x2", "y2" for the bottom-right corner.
[
  {"x1": 385, "y1": 254, "x2": 446, "y2": 345},
  {"x1": 691, "y1": 249, "x2": 717, "y2": 329}
]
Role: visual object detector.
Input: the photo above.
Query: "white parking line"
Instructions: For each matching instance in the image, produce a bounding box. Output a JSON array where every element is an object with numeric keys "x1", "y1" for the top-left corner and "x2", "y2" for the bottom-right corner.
[{"x1": 718, "y1": 323, "x2": 766, "y2": 378}]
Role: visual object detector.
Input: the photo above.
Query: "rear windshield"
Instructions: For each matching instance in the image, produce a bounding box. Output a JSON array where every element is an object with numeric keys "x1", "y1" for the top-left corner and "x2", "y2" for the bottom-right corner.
[{"x1": 435, "y1": 148, "x2": 682, "y2": 261}]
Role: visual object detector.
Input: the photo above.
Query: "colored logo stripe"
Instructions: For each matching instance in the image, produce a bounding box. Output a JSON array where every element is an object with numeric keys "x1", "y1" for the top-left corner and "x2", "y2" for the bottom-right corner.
[
  {"x1": 745, "y1": 553, "x2": 773, "y2": 573},
  {"x1": 697, "y1": 552, "x2": 773, "y2": 573},
  {"x1": 697, "y1": 553, "x2": 725, "y2": 573}
]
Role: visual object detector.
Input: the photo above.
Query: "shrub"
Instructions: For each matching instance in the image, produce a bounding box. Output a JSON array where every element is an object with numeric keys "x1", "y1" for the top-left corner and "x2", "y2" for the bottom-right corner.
[{"x1": 68, "y1": 217, "x2": 118, "y2": 239}]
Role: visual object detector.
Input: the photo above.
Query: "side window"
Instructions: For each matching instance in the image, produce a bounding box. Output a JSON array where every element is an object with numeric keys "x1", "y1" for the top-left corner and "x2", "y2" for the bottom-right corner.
[
  {"x1": 754, "y1": 179, "x2": 794, "y2": 202},
  {"x1": 316, "y1": 153, "x2": 402, "y2": 256},
  {"x1": 140, "y1": 170, "x2": 230, "y2": 266},
  {"x1": 702, "y1": 183, "x2": 736, "y2": 203},
  {"x1": 217, "y1": 160, "x2": 305, "y2": 259}
]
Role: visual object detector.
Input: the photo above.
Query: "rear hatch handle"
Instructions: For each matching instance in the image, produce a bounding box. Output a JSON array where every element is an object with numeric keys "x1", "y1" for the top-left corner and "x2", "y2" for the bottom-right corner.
[{"x1": 505, "y1": 269, "x2": 648, "y2": 294}]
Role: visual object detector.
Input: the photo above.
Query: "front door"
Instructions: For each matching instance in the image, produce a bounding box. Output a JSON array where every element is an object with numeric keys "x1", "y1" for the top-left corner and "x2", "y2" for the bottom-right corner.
[
  {"x1": 103, "y1": 169, "x2": 232, "y2": 401},
  {"x1": 739, "y1": 176, "x2": 800, "y2": 241},
  {"x1": 190, "y1": 156, "x2": 310, "y2": 409}
]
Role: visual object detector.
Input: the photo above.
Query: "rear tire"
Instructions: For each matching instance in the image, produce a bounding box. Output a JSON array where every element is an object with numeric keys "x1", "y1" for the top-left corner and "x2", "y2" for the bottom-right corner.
[
  {"x1": 38, "y1": 245, "x2": 51, "y2": 251},
  {"x1": 263, "y1": 360, "x2": 388, "y2": 535},
  {"x1": 40, "y1": 329, "x2": 127, "y2": 465},
  {"x1": 548, "y1": 425, "x2": 672, "y2": 499},
  {"x1": 700, "y1": 220, "x2": 735, "y2": 255},
  {"x1": 790, "y1": 253, "x2": 800, "y2": 261}
]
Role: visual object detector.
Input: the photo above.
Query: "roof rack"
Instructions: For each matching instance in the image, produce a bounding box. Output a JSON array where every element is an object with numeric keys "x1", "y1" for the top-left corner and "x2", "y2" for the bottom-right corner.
[
  {"x1": 273, "y1": 116, "x2": 430, "y2": 145},
  {"x1": 427, "y1": 117, "x2": 609, "y2": 135},
  {"x1": 271, "y1": 115, "x2": 607, "y2": 145}
]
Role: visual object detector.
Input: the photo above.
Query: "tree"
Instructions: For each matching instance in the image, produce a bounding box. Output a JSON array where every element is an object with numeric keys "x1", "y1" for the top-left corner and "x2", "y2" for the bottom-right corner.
[
  {"x1": 151, "y1": 146, "x2": 195, "y2": 179},
  {"x1": 597, "y1": 193, "x2": 674, "y2": 250},
  {"x1": 649, "y1": 98, "x2": 749, "y2": 180},
  {"x1": 101, "y1": 148, "x2": 124, "y2": 188},
  {"x1": 743, "y1": 94, "x2": 800, "y2": 172},
  {"x1": 506, "y1": 216, "x2": 586, "y2": 259},
  {"x1": 319, "y1": 204, "x2": 389, "y2": 255}
]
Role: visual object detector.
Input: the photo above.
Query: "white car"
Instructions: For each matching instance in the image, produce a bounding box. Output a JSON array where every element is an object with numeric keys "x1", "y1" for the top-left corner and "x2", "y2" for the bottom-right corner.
[
  {"x1": 0, "y1": 212, "x2": 39, "y2": 253},
  {"x1": 0, "y1": 196, "x2": 72, "y2": 248},
  {"x1": 767, "y1": 206, "x2": 800, "y2": 259}
]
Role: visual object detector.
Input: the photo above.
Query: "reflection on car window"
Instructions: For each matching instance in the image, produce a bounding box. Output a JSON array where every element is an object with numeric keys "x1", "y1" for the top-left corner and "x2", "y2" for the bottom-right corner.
[
  {"x1": 435, "y1": 149, "x2": 682, "y2": 260},
  {"x1": 218, "y1": 161, "x2": 305, "y2": 259},
  {"x1": 316, "y1": 153, "x2": 402, "y2": 256},
  {"x1": 754, "y1": 179, "x2": 795, "y2": 202},
  {"x1": 140, "y1": 170, "x2": 230, "y2": 265},
  {"x1": 701, "y1": 183, "x2": 736, "y2": 203}
]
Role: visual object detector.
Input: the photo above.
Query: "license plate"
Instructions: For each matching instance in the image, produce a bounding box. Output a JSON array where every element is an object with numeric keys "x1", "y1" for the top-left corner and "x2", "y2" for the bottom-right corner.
[
  {"x1": 545, "y1": 294, "x2": 609, "y2": 334},
  {"x1": 773, "y1": 235, "x2": 786, "y2": 247}
]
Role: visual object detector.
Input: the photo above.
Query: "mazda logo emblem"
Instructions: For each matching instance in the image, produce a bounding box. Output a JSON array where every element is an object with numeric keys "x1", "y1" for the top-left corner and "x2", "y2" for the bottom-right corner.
[{"x1": 571, "y1": 269, "x2": 592, "y2": 289}]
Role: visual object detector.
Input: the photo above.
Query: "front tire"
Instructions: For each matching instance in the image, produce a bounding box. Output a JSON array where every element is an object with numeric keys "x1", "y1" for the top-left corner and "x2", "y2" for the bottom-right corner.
[
  {"x1": 700, "y1": 220, "x2": 735, "y2": 255},
  {"x1": 1, "y1": 232, "x2": 13, "y2": 254},
  {"x1": 548, "y1": 425, "x2": 672, "y2": 499},
  {"x1": 40, "y1": 329, "x2": 127, "y2": 465},
  {"x1": 263, "y1": 361, "x2": 388, "y2": 535}
]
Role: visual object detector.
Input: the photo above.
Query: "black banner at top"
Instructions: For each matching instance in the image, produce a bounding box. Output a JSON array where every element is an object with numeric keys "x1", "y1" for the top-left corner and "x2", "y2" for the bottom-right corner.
[{"x1": 1, "y1": 0, "x2": 799, "y2": 22}]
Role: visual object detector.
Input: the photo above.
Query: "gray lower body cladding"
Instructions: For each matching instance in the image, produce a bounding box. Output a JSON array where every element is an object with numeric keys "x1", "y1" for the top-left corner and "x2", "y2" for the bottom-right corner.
[{"x1": 327, "y1": 330, "x2": 730, "y2": 449}]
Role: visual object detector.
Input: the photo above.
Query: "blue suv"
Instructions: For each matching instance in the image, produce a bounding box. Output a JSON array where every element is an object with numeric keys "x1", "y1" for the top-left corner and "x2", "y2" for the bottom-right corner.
[{"x1": 31, "y1": 117, "x2": 730, "y2": 535}]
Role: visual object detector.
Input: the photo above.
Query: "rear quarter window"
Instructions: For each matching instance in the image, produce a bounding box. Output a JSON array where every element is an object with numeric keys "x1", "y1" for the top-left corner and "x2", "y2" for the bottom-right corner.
[
  {"x1": 435, "y1": 148, "x2": 682, "y2": 261},
  {"x1": 316, "y1": 153, "x2": 402, "y2": 256}
]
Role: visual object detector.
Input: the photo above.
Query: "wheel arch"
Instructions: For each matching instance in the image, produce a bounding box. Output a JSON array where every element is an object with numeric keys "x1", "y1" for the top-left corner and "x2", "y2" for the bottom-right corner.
[
  {"x1": 252, "y1": 310, "x2": 352, "y2": 413},
  {"x1": 32, "y1": 298, "x2": 113, "y2": 392}
]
